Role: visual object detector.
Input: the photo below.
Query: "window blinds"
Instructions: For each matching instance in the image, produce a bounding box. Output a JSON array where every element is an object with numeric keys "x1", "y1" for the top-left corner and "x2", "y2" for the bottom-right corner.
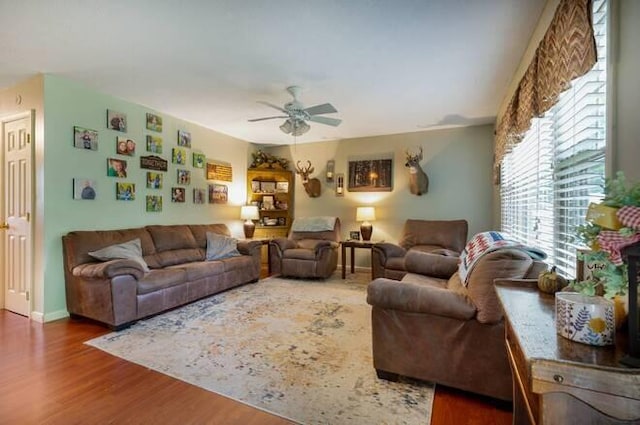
[{"x1": 501, "y1": 0, "x2": 607, "y2": 278}]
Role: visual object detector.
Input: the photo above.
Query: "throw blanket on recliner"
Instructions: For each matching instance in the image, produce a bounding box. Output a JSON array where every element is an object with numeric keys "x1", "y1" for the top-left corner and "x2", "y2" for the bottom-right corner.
[
  {"x1": 459, "y1": 231, "x2": 547, "y2": 286},
  {"x1": 291, "y1": 216, "x2": 337, "y2": 232}
]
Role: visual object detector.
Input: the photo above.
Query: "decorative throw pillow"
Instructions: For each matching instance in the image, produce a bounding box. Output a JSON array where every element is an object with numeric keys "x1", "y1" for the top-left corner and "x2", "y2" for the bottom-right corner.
[
  {"x1": 206, "y1": 232, "x2": 241, "y2": 261},
  {"x1": 88, "y1": 238, "x2": 150, "y2": 272}
]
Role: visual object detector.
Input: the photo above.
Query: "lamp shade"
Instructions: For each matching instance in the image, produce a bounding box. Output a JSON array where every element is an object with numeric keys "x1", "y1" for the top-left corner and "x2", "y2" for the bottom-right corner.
[
  {"x1": 356, "y1": 207, "x2": 376, "y2": 222},
  {"x1": 240, "y1": 205, "x2": 259, "y2": 220}
]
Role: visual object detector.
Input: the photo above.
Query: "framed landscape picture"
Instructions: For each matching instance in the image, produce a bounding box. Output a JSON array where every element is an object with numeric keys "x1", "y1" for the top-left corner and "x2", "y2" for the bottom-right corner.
[
  {"x1": 73, "y1": 126, "x2": 98, "y2": 150},
  {"x1": 208, "y1": 184, "x2": 228, "y2": 204},
  {"x1": 347, "y1": 158, "x2": 393, "y2": 192}
]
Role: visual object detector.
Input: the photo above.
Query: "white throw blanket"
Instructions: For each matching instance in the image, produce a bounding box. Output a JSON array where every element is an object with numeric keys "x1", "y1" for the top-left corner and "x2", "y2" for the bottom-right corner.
[
  {"x1": 458, "y1": 231, "x2": 547, "y2": 286},
  {"x1": 291, "y1": 216, "x2": 337, "y2": 232}
]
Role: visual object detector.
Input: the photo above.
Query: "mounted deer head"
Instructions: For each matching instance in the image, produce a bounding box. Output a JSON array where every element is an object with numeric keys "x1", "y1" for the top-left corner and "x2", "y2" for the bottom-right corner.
[
  {"x1": 295, "y1": 160, "x2": 322, "y2": 198},
  {"x1": 405, "y1": 147, "x2": 429, "y2": 196}
]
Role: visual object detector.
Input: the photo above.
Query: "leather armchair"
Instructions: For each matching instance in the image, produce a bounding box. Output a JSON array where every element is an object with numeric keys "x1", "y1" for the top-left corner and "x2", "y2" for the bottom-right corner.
[
  {"x1": 371, "y1": 219, "x2": 468, "y2": 280},
  {"x1": 366, "y1": 248, "x2": 547, "y2": 401},
  {"x1": 269, "y1": 217, "x2": 341, "y2": 279}
]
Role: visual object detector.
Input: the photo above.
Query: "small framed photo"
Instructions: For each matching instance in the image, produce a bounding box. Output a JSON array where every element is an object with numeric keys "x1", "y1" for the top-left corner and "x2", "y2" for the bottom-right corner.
[
  {"x1": 262, "y1": 195, "x2": 274, "y2": 210},
  {"x1": 277, "y1": 217, "x2": 287, "y2": 226},
  {"x1": 107, "y1": 158, "x2": 127, "y2": 178},
  {"x1": 73, "y1": 178, "x2": 96, "y2": 200},
  {"x1": 251, "y1": 181, "x2": 261, "y2": 193},
  {"x1": 172, "y1": 147, "x2": 186, "y2": 165},
  {"x1": 276, "y1": 181, "x2": 289, "y2": 193},
  {"x1": 178, "y1": 130, "x2": 191, "y2": 148},
  {"x1": 146, "y1": 172, "x2": 163, "y2": 189},
  {"x1": 193, "y1": 188, "x2": 206, "y2": 204},
  {"x1": 177, "y1": 169, "x2": 191, "y2": 185},
  {"x1": 349, "y1": 231, "x2": 361, "y2": 241},
  {"x1": 146, "y1": 135, "x2": 163, "y2": 153},
  {"x1": 261, "y1": 181, "x2": 276, "y2": 193},
  {"x1": 171, "y1": 187, "x2": 186, "y2": 203},
  {"x1": 107, "y1": 109, "x2": 127, "y2": 132},
  {"x1": 193, "y1": 152, "x2": 205, "y2": 168},
  {"x1": 116, "y1": 182, "x2": 135, "y2": 201},
  {"x1": 208, "y1": 184, "x2": 228, "y2": 204},
  {"x1": 146, "y1": 195, "x2": 162, "y2": 212},
  {"x1": 73, "y1": 126, "x2": 98, "y2": 150},
  {"x1": 117, "y1": 137, "x2": 136, "y2": 156},
  {"x1": 146, "y1": 113, "x2": 163, "y2": 132}
]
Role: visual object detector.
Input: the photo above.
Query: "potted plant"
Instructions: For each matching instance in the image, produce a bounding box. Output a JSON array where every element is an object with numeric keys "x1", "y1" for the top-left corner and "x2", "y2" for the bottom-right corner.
[{"x1": 568, "y1": 172, "x2": 640, "y2": 328}]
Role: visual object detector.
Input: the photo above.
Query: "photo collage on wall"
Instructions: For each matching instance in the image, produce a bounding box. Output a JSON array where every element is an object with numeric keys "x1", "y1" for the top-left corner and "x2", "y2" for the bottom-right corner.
[{"x1": 72, "y1": 109, "x2": 231, "y2": 211}]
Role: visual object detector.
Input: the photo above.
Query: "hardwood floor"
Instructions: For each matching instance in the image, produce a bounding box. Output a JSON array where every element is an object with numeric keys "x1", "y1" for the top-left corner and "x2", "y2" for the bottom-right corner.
[{"x1": 0, "y1": 310, "x2": 512, "y2": 425}]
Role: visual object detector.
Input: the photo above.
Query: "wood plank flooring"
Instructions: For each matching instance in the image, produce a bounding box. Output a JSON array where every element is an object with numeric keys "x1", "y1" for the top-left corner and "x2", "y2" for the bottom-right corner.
[{"x1": 0, "y1": 309, "x2": 511, "y2": 425}]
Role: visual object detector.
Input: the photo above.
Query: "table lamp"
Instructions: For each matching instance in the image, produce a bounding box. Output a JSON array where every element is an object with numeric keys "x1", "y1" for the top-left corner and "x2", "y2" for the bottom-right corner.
[
  {"x1": 356, "y1": 206, "x2": 376, "y2": 241},
  {"x1": 240, "y1": 205, "x2": 259, "y2": 239}
]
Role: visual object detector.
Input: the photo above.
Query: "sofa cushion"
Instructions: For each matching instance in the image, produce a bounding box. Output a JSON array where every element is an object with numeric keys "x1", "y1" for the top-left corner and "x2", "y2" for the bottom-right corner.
[
  {"x1": 156, "y1": 249, "x2": 204, "y2": 267},
  {"x1": 88, "y1": 238, "x2": 149, "y2": 272},
  {"x1": 167, "y1": 261, "x2": 225, "y2": 281},
  {"x1": 404, "y1": 251, "x2": 460, "y2": 279},
  {"x1": 189, "y1": 224, "x2": 231, "y2": 248},
  {"x1": 398, "y1": 219, "x2": 468, "y2": 252},
  {"x1": 283, "y1": 248, "x2": 316, "y2": 261},
  {"x1": 206, "y1": 232, "x2": 241, "y2": 260},
  {"x1": 146, "y1": 225, "x2": 198, "y2": 252},
  {"x1": 137, "y1": 268, "x2": 187, "y2": 295}
]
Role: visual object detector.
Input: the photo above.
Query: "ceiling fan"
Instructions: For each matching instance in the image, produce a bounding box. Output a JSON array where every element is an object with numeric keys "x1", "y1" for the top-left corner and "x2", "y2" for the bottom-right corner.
[{"x1": 248, "y1": 86, "x2": 342, "y2": 136}]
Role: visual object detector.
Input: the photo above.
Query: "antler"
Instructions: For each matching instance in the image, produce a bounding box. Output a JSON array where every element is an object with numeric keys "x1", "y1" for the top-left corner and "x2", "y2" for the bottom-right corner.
[
  {"x1": 295, "y1": 160, "x2": 314, "y2": 175},
  {"x1": 405, "y1": 147, "x2": 423, "y2": 162}
]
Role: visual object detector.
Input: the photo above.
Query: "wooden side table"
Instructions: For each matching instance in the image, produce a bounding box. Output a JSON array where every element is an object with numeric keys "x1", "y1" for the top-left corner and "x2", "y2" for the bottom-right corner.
[
  {"x1": 495, "y1": 282, "x2": 640, "y2": 424},
  {"x1": 341, "y1": 240, "x2": 380, "y2": 279},
  {"x1": 241, "y1": 238, "x2": 272, "y2": 275}
]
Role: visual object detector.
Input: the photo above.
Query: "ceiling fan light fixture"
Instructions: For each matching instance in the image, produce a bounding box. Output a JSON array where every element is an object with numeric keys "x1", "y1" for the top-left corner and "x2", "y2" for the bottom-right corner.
[
  {"x1": 279, "y1": 120, "x2": 293, "y2": 134},
  {"x1": 292, "y1": 120, "x2": 310, "y2": 136}
]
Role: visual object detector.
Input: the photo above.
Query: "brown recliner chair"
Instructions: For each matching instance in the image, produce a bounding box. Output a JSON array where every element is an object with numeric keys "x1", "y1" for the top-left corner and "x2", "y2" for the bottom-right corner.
[
  {"x1": 371, "y1": 219, "x2": 468, "y2": 280},
  {"x1": 269, "y1": 216, "x2": 341, "y2": 279},
  {"x1": 366, "y1": 247, "x2": 547, "y2": 401}
]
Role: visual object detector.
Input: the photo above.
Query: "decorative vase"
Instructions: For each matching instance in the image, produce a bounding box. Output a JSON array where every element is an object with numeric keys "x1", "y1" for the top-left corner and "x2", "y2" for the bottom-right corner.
[{"x1": 556, "y1": 293, "x2": 615, "y2": 346}]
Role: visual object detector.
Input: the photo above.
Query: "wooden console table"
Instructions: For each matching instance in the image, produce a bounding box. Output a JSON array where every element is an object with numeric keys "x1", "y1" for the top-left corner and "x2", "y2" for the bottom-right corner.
[{"x1": 495, "y1": 283, "x2": 640, "y2": 424}]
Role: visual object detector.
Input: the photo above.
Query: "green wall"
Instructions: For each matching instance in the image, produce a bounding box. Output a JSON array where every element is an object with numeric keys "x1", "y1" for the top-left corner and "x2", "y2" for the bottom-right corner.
[
  {"x1": 42, "y1": 75, "x2": 253, "y2": 319},
  {"x1": 268, "y1": 125, "x2": 494, "y2": 267}
]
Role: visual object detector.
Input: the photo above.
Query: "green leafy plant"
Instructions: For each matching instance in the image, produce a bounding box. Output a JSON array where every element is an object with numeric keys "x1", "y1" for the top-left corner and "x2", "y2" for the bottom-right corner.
[{"x1": 602, "y1": 171, "x2": 640, "y2": 207}]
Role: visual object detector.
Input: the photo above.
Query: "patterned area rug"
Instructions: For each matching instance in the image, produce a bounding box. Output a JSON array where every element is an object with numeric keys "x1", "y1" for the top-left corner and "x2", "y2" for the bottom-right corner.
[{"x1": 86, "y1": 272, "x2": 434, "y2": 425}]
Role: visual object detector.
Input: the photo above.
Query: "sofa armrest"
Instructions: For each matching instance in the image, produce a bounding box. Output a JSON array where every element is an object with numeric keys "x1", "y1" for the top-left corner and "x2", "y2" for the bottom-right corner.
[
  {"x1": 72, "y1": 259, "x2": 146, "y2": 280},
  {"x1": 372, "y1": 243, "x2": 407, "y2": 262},
  {"x1": 493, "y1": 278, "x2": 538, "y2": 289},
  {"x1": 404, "y1": 250, "x2": 460, "y2": 279},
  {"x1": 367, "y1": 278, "x2": 476, "y2": 320},
  {"x1": 295, "y1": 239, "x2": 338, "y2": 252},
  {"x1": 236, "y1": 239, "x2": 263, "y2": 256}
]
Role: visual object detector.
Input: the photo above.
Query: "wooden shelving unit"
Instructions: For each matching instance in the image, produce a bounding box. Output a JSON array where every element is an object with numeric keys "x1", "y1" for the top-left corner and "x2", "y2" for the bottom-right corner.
[{"x1": 246, "y1": 167, "x2": 294, "y2": 239}]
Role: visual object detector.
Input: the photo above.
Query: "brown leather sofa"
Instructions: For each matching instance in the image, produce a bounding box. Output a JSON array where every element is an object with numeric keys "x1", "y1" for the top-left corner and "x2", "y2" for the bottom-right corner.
[
  {"x1": 62, "y1": 224, "x2": 262, "y2": 329},
  {"x1": 366, "y1": 248, "x2": 546, "y2": 401},
  {"x1": 371, "y1": 219, "x2": 468, "y2": 280},
  {"x1": 269, "y1": 217, "x2": 341, "y2": 279}
]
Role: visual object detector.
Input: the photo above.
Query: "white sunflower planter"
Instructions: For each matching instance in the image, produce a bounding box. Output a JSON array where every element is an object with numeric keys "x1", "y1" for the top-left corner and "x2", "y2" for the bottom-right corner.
[{"x1": 555, "y1": 292, "x2": 615, "y2": 346}]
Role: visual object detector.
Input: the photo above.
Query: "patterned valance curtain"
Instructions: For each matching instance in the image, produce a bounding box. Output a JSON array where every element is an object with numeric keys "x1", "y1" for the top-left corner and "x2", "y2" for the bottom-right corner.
[{"x1": 494, "y1": 0, "x2": 597, "y2": 168}]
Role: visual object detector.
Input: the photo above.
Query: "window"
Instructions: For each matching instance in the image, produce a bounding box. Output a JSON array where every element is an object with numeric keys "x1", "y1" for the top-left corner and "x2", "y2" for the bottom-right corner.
[{"x1": 500, "y1": 0, "x2": 607, "y2": 278}]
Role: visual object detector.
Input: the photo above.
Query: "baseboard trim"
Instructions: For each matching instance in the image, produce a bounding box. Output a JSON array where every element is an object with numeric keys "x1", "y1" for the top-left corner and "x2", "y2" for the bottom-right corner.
[{"x1": 31, "y1": 309, "x2": 69, "y2": 323}]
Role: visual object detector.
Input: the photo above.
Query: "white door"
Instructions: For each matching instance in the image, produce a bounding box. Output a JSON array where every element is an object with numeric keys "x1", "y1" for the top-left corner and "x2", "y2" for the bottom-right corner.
[{"x1": 2, "y1": 112, "x2": 33, "y2": 317}]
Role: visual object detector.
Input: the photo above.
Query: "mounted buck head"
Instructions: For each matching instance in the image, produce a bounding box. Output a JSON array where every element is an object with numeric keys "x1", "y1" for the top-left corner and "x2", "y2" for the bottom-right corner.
[
  {"x1": 405, "y1": 147, "x2": 429, "y2": 196},
  {"x1": 295, "y1": 160, "x2": 322, "y2": 198}
]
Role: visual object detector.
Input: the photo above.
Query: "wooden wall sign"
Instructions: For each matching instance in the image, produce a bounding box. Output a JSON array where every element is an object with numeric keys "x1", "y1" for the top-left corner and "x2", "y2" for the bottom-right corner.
[
  {"x1": 140, "y1": 155, "x2": 168, "y2": 171},
  {"x1": 206, "y1": 161, "x2": 233, "y2": 182}
]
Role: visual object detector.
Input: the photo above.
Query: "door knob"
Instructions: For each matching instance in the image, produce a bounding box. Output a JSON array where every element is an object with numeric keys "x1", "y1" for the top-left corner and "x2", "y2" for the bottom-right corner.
[{"x1": 0, "y1": 223, "x2": 9, "y2": 230}]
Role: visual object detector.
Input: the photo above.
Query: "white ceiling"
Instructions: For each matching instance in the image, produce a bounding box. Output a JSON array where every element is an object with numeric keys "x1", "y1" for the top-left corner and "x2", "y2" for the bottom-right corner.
[{"x1": 0, "y1": 0, "x2": 545, "y2": 145}]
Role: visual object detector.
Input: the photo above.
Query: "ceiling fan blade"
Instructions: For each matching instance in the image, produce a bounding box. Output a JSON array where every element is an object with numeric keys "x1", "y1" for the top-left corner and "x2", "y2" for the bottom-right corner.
[
  {"x1": 304, "y1": 103, "x2": 338, "y2": 116},
  {"x1": 308, "y1": 115, "x2": 342, "y2": 127},
  {"x1": 248, "y1": 115, "x2": 288, "y2": 122},
  {"x1": 257, "y1": 101, "x2": 288, "y2": 113}
]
